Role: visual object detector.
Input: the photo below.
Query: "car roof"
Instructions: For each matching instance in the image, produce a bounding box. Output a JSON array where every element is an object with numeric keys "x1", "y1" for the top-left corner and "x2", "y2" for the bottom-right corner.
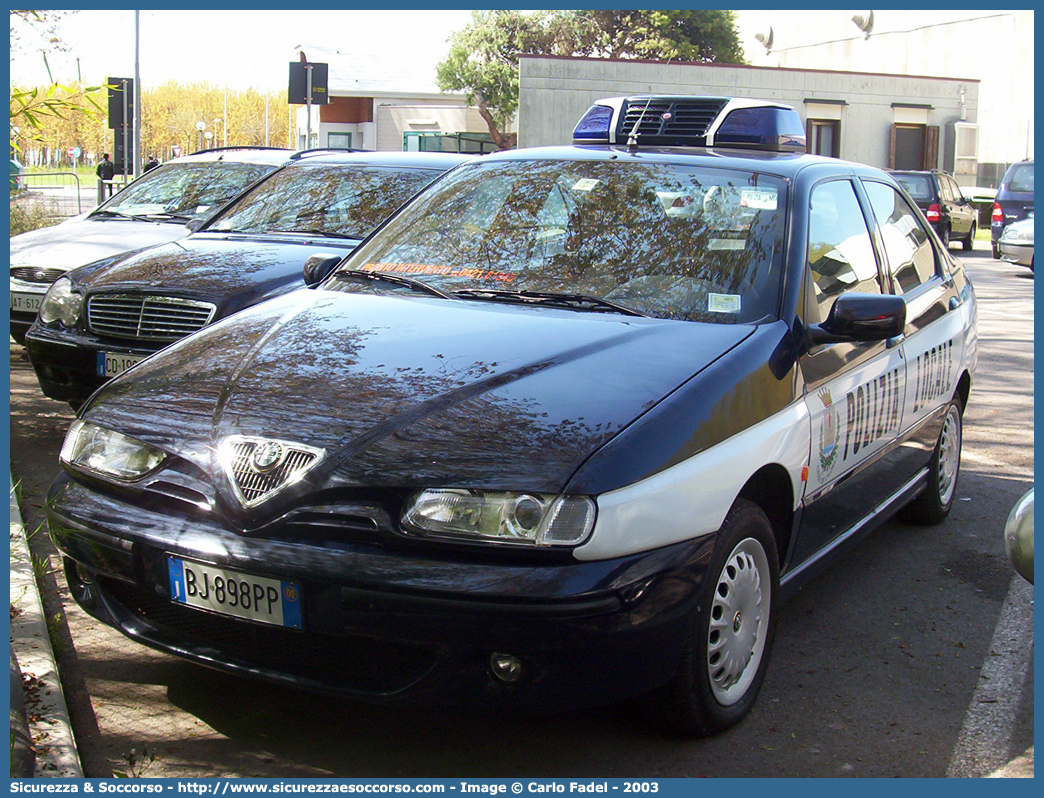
[
  {"x1": 471, "y1": 144, "x2": 882, "y2": 181},
  {"x1": 286, "y1": 150, "x2": 476, "y2": 170},
  {"x1": 169, "y1": 148, "x2": 294, "y2": 167}
]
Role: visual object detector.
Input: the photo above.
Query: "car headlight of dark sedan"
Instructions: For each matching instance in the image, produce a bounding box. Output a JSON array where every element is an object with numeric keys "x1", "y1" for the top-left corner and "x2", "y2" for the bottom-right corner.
[
  {"x1": 402, "y1": 488, "x2": 595, "y2": 546},
  {"x1": 60, "y1": 420, "x2": 166, "y2": 482},
  {"x1": 38, "y1": 277, "x2": 83, "y2": 328}
]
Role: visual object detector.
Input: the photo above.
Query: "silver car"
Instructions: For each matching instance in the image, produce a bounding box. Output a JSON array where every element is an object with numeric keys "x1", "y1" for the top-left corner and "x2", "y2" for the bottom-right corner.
[
  {"x1": 10, "y1": 148, "x2": 289, "y2": 342},
  {"x1": 998, "y1": 217, "x2": 1034, "y2": 271}
]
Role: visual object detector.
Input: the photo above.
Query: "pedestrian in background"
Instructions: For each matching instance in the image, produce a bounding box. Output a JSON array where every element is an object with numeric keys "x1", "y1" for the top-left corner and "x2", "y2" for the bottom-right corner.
[
  {"x1": 96, "y1": 153, "x2": 115, "y2": 200},
  {"x1": 144, "y1": 154, "x2": 159, "y2": 172}
]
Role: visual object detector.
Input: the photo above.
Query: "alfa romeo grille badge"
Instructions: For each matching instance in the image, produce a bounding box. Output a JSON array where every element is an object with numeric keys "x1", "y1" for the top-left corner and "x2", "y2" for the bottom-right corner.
[{"x1": 219, "y1": 436, "x2": 325, "y2": 507}]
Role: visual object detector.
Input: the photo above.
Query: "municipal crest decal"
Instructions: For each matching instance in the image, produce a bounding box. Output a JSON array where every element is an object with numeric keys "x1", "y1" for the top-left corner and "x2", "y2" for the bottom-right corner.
[{"x1": 816, "y1": 389, "x2": 841, "y2": 480}]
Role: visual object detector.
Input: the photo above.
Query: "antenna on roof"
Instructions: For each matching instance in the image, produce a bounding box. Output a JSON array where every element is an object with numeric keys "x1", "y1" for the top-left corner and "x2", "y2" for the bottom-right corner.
[{"x1": 626, "y1": 58, "x2": 673, "y2": 153}]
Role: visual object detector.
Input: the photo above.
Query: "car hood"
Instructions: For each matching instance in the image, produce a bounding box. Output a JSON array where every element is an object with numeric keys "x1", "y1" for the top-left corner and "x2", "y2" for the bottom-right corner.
[
  {"x1": 69, "y1": 233, "x2": 359, "y2": 316},
  {"x1": 9, "y1": 214, "x2": 191, "y2": 271},
  {"x1": 85, "y1": 290, "x2": 754, "y2": 508}
]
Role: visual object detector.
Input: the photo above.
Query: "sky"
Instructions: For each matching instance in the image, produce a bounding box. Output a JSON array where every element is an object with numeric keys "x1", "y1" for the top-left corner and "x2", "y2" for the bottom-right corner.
[{"x1": 9, "y1": 9, "x2": 478, "y2": 92}]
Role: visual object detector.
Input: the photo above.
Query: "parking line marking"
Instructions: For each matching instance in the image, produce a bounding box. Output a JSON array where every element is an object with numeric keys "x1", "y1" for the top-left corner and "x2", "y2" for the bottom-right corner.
[{"x1": 946, "y1": 576, "x2": 1034, "y2": 777}]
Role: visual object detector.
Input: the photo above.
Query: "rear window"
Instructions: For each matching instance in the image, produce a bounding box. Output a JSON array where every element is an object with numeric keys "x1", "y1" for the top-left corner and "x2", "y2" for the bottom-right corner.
[
  {"x1": 332, "y1": 159, "x2": 788, "y2": 324},
  {"x1": 892, "y1": 174, "x2": 932, "y2": 201},
  {"x1": 1006, "y1": 163, "x2": 1034, "y2": 193}
]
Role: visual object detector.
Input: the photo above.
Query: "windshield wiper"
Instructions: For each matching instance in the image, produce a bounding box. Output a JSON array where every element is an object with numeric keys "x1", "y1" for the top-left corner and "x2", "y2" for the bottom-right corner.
[
  {"x1": 89, "y1": 209, "x2": 150, "y2": 222},
  {"x1": 454, "y1": 289, "x2": 648, "y2": 317},
  {"x1": 267, "y1": 228, "x2": 357, "y2": 239},
  {"x1": 138, "y1": 211, "x2": 194, "y2": 222},
  {"x1": 335, "y1": 269, "x2": 452, "y2": 299}
]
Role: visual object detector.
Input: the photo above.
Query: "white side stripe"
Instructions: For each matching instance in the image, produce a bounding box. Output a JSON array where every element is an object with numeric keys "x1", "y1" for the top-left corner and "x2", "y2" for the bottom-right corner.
[{"x1": 576, "y1": 402, "x2": 810, "y2": 562}]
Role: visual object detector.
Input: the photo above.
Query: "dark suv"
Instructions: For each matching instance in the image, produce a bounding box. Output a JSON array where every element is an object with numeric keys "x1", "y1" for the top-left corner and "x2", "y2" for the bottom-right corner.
[
  {"x1": 991, "y1": 159, "x2": 1034, "y2": 258},
  {"x1": 889, "y1": 170, "x2": 978, "y2": 251}
]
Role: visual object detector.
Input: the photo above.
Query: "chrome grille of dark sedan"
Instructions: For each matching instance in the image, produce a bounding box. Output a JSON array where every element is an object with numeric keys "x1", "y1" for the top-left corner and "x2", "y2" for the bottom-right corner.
[
  {"x1": 87, "y1": 294, "x2": 216, "y2": 341},
  {"x1": 223, "y1": 438, "x2": 324, "y2": 507},
  {"x1": 11, "y1": 267, "x2": 66, "y2": 284}
]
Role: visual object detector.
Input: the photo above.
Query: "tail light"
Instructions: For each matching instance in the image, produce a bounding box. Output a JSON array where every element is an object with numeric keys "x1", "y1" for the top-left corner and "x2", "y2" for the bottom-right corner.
[
  {"x1": 926, "y1": 203, "x2": 942, "y2": 223},
  {"x1": 992, "y1": 202, "x2": 1004, "y2": 224}
]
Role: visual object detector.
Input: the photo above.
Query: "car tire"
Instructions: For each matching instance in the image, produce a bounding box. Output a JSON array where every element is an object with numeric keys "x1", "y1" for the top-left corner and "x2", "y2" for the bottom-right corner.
[
  {"x1": 940, "y1": 225, "x2": 951, "y2": 249},
  {"x1": 10, "y1": 329, "x2": 27, "y2": 346},
  {"x1": 992, "y1": 242, "x2": 1001, "y2": 259},
  {"x1": 900, "y1": 397, "x2": 963, "y2": 525},
  {"x1": 643, "y1": 499, "x2": 779, "y2": 736},
  {"x1": 963, "y1": 222, "x2": 976, "y2": 252}
]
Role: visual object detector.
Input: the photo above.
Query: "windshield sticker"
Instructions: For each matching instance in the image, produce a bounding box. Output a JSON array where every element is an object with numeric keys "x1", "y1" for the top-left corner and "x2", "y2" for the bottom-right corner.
[
  {"x1": 361, "y1": 262, "x2": 517, "y2": 283},
  {"x1": 740, "y1": 188, "x2": 778, "y2": 210},
  {"x1": 708, "y1": 238, "x2": 746, "y2": 251},
  {"x1": 708, "y1": 293, "x2": 742, "y2": 314},
  {"x1": 571, "y1": 178, "x2": 600, "y2": 192}
]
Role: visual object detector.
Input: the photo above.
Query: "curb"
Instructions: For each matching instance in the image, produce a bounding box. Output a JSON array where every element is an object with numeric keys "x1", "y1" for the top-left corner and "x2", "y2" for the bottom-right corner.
[{"x1": 9, "y1": 476, "x2": 83, "y2": 778}]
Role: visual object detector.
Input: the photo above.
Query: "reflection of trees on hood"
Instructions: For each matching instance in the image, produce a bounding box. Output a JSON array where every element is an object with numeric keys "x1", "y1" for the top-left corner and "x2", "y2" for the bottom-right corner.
[{"x1": 87, "y1": 292, "x2": 646, "y2": 495}]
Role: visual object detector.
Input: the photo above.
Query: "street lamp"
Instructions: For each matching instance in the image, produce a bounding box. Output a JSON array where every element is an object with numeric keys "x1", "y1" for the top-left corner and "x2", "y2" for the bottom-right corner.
[
  {"x1": 203, "y1": 131, "x2": 213, "y2": 149},
  {"x1": 196, "y1": 120, "x2": 206, "y2": 152}
]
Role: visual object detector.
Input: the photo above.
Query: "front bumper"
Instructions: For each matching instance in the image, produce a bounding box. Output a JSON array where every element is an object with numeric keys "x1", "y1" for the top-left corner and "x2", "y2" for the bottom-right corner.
[
  {"x1": 24, "y1": 322, "x2": 158, "y2": 404},
  {"x1": 48, "y1": 474, "x2": 715, "y2": 711},
  {"x1": 999, "y1": 240, "x2": 1034, "y2": 267}
]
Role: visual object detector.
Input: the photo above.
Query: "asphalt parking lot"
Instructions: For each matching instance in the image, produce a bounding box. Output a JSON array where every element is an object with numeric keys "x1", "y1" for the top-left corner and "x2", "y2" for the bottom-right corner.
[{"x1": 9, "y1": 246, "x2": 1033, "y2": 778}]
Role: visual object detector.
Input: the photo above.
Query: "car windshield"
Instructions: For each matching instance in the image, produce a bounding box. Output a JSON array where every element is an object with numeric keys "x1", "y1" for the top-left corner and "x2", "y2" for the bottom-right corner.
[
  {"x1": 1007, "y1": 163, "x2": 1034, "y2": 193},
  {"x1": 96, "y1": 161, "x2": 275, "y2": 220},
  {"x1": 208, "y1": 163, "x2": 444, "y2": 239},
  {"x1": 893, "y1": 174, "x2": 932, "y2": 201},
  {"x1": 328, "y1": 158, "x2": 788, "y2": 324}
]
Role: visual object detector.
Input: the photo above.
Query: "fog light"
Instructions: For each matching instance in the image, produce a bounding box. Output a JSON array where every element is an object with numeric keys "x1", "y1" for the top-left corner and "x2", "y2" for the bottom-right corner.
[
  {"x1": 489, "y1": 653, "x2": 523, "y2": 684},
  {"x1": 64, "y1": 557, "x2": 97, "y2": 608}
]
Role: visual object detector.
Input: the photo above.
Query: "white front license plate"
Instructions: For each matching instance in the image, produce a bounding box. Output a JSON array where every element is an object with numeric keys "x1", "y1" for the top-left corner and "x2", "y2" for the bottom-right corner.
[
  {"x1": 10, "y1": 292, "x2": 42, "y2": 312},
  {"x1": 97, "y1": 352, "x2": 146, "y2": 377},
  {"x1": 168, "y1": 557, "x2": 302, "y2": 628}
]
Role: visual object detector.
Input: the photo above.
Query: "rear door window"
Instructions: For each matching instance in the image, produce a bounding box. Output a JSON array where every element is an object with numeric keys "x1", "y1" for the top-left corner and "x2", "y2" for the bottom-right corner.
[{"x1": 862, "y1": 181, "x2": 939, "y2": 293}]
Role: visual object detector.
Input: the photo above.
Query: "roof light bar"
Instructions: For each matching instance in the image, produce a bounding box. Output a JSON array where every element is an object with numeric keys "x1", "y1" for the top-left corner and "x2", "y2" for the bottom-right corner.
[{"x1": 571, "y1": 95, "x2": 807, "y2": 153}]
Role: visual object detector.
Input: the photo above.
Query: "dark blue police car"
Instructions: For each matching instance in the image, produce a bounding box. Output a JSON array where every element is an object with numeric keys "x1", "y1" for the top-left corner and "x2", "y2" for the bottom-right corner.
[{"x1": 47, "y1": 96, "x2": 977, "y2": 735}]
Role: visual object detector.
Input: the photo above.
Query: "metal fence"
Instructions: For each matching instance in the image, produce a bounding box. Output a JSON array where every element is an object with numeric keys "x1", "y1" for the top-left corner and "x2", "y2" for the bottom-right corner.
[{"x1": 9, "y1": 172, "x2": 88, "y2": 219}]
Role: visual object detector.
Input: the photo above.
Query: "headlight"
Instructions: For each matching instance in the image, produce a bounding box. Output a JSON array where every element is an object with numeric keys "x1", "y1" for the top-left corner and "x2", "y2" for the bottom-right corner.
[
  {"x1": 39, "y1": 277, "x2": 83, "y2": 327},
  {"x1": 402, "y1": 488, "x2": 595, "y2": 546},
  {"x1": 1003, "y1": 227, "x2": 1033, "y2": 243},
  {"x1": 60, "y1": 420, "x2": 166, "y2": 482}
]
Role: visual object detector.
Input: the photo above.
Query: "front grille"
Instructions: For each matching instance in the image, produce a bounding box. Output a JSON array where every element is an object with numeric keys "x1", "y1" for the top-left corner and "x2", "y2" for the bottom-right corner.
[
  {"x1": 11, "y1": 267, "x2": 66, "y2": 284},
  {"x1": 87, "y1": 294, "x2": 216, "y2": 342},
  {"x1": 224, "y1": 439, "x2": 323, "y2": 506},
  {"x1": 100, "y1": 577, "x2": 437, "y2": 693},
  {"x1": 618, "y1": 98, "x2": 730, "y2": 145}
]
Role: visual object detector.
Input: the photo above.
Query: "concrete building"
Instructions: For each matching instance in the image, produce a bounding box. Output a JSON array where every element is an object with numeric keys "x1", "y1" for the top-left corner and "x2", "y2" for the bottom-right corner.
[
  {"x1": 518, "y1": 56, "x2": 979, "y2": 183},
  {"x1": 735, "y1": 9, "x2": 1033, "y2": 185},
  {"x1": 292, "y1": 44, "x2": 497, "y2": 153}
]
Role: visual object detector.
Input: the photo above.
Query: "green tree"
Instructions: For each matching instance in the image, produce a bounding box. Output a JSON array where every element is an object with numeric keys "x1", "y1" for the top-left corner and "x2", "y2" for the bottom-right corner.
[{"x1": 436, "y1": 9, "x2": 744, "y2": 150}]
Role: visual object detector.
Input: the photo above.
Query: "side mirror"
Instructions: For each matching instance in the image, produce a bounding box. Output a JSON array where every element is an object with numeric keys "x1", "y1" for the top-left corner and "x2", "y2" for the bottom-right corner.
[
  {"x1": 303, "y1": 254, "x2": 343, "y2": 287},
  {"x1": 807, "y1": 292, "x2": 906, "y2": 346},
  {"x1": 185, "y1": 218, "x2": 205, "y2": 233}
]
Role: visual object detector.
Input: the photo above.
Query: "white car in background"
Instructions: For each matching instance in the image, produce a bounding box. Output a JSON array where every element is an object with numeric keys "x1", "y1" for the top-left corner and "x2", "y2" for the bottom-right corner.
[
  {"x1": 9, "y1": 148, "x2": 290, "y2": 342},
  {"x1": 997, "y1": 217, "x2": 1034, "y2": 271}
]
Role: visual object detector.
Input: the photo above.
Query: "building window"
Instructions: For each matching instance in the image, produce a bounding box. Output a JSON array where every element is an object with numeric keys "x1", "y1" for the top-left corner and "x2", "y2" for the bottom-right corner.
[
  {"x1": 328, "y1": 133, "x2": 353, "y2": 150},
  {"x1": 807, "y1": 119, "x2": 841, "y2": 158}
]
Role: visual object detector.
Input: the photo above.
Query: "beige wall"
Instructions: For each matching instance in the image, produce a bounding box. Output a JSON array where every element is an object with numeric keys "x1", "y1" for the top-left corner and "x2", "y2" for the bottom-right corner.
[{"x1": 518, "y1": 56, "x2": 976, "y2": 175}]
